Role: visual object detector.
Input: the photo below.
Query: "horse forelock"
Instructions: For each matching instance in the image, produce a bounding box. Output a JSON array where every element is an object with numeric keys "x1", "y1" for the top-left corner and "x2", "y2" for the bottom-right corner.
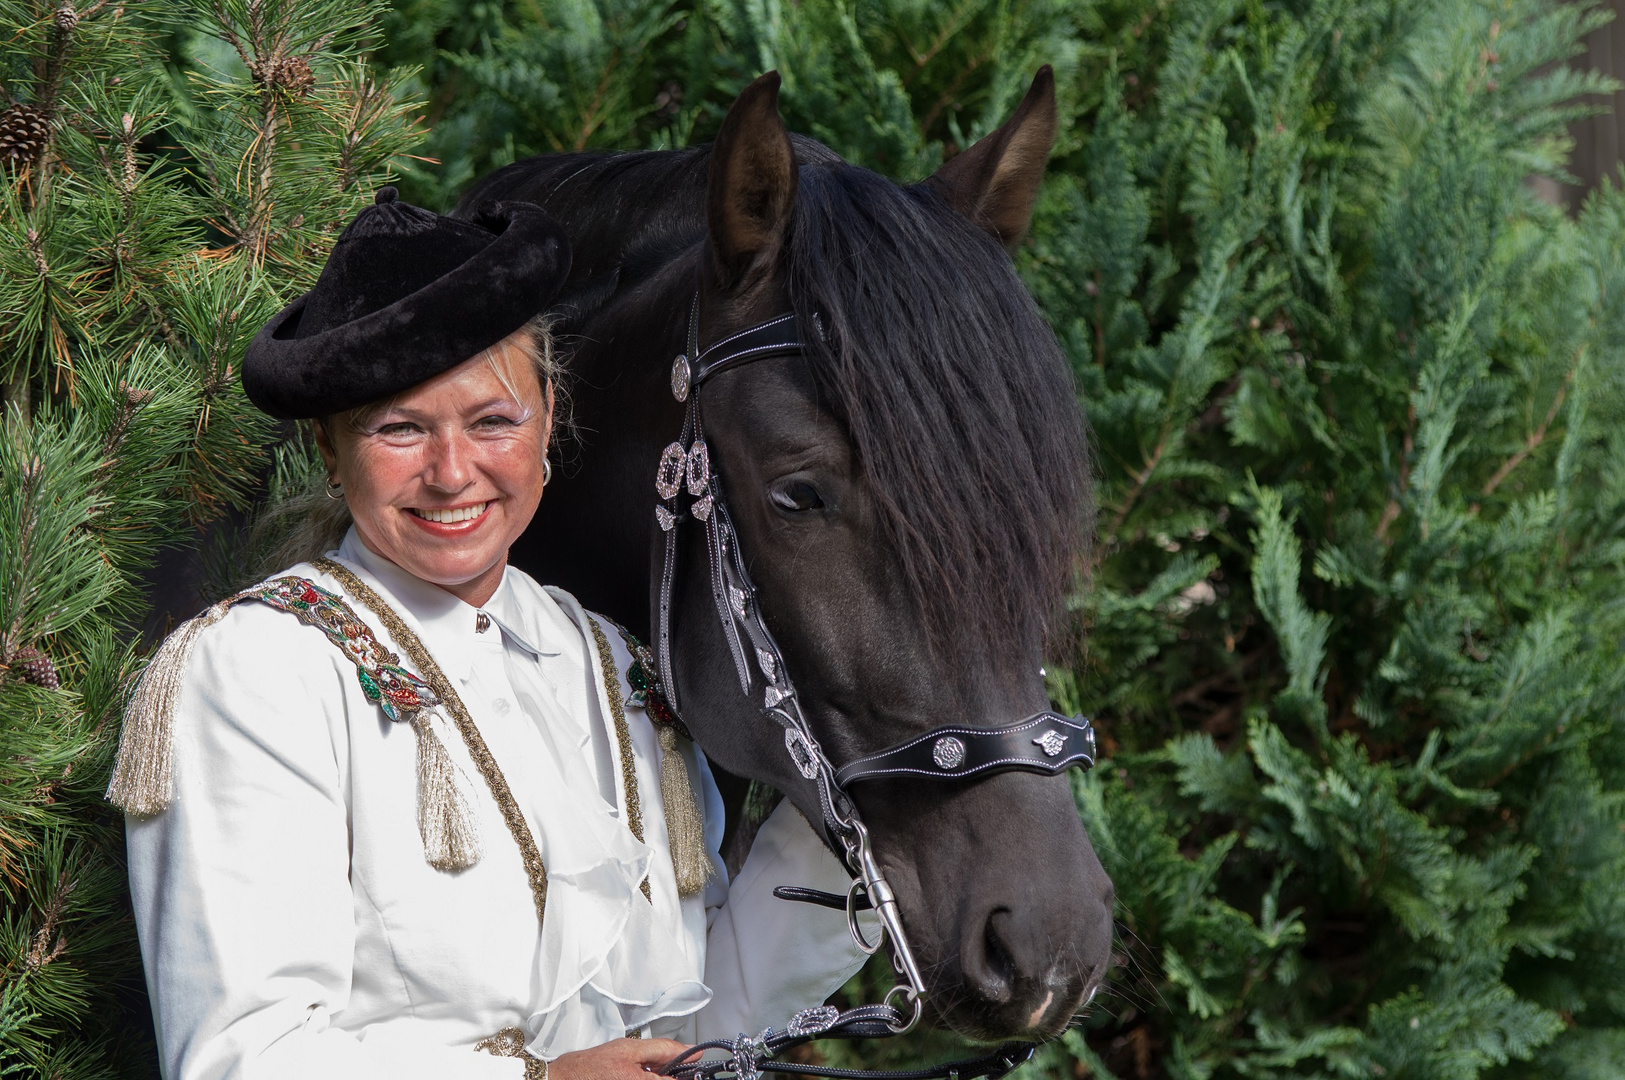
[
  {"x1": 461, "y1": 144, "x2": 1094, "y2": 664},
  {"x1": 786, "y1": 164, "x2": 1094, "y2": 664}
]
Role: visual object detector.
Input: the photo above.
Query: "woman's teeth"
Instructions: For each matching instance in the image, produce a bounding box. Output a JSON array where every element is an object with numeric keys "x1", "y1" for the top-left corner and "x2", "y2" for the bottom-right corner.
[{"x1": 412, "y1": 502, "x2": 488, "y2": 524}]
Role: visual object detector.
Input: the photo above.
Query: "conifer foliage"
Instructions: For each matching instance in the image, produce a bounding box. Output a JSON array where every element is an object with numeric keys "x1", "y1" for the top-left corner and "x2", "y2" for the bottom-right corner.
[{"x1": 0, "y1": 0, "x2": 417, "y2": 1074}]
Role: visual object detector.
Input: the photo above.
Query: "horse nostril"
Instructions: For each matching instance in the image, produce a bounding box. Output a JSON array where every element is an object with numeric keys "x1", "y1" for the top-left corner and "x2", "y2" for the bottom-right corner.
[{"x1": 961, "y1": 908, "x2": 1016, "y2": 1005}]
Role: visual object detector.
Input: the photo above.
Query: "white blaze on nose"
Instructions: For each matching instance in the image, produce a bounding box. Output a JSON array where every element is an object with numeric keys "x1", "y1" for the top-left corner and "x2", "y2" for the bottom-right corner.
[{"x1": 1025, "y1": 989, "x2": 1055, "y2": 1032}]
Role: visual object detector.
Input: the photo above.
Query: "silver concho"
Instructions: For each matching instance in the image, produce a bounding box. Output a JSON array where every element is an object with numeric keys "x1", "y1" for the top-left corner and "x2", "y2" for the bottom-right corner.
[
  {"x1": 756, "y1": 648, "x2": 778, "y2": 683},
  {"x1": 655, "y1": 442, "x2": 686, "y2": 500},
  {"x1": 785, "y1": 727, "x2": 820, "y2": 779},
  {"x1": 686, "y1": 438, "x2": 710, "y2": 496},
  {"x1": 932, "y1": 736, "x2": 966, "y2": 770},
  {"x1": 786, "y1": 1005, "x2": 840, "y2": 1038},
  {"x1": 729, "y1": 584, "x2": 749, "y2": 621},
  {"x1": 764, "y1": 685, "x2": 787, "y2": 709},
  {"x1": 692, "y1": 494, "x2": 714, "y2": 521},
  {"x1": 1034, "y1": 730, "x2": 1068, "y2": 758},
  {"x1": 655, "y1": 505, "x2": 677, "y2": 532},
  {"x1": 671, "y1": 354, "x2": 691, "y2": 402}
]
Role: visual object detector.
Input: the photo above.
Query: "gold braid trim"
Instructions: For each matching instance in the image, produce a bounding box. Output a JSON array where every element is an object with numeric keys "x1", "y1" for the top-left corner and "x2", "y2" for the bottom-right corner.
[
  {"x1": 586, "y1": 616, "x2": 652, "y2": 902},
  {"x1": 314, "y1": 558, "x2": 550, "y2": 927}
]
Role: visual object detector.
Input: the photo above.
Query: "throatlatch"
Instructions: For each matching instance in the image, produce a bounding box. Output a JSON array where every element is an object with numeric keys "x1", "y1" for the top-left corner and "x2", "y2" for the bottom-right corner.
[{"x1": 650, "y1": 295, "x2": 1098, "y2": 1080}]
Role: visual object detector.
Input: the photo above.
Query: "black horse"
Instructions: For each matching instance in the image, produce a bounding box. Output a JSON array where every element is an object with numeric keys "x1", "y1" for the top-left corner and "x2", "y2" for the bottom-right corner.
[{"x1": 456, "y1": 69, "x2": 1112, "y2": 1042}]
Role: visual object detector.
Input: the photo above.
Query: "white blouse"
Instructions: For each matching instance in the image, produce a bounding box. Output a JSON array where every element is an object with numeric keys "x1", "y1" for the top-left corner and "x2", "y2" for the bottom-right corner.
[{"x1": 126, "y1": 530, "x2": 868, "y2": 1080}]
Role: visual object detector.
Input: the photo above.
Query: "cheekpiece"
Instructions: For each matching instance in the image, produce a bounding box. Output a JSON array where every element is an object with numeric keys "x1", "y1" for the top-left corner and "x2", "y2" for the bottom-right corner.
[{"x1": 242, "y1": 186, "x2": 572, "y2": 420}]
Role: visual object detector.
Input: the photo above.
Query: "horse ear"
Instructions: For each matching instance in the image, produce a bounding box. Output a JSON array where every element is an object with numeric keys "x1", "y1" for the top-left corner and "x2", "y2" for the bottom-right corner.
[
  {"x1": 923, "y1": 66, "x2": 1058, "y2": 249},
  {"x1": 708, "y1": 71, "x2": 797, "y2": 292}
]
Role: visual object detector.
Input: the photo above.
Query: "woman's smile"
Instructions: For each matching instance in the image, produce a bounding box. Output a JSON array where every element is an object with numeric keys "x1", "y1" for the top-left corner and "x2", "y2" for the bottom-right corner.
[{"x1": 407, "y1": 500, "x2": 493, "y2": 527}]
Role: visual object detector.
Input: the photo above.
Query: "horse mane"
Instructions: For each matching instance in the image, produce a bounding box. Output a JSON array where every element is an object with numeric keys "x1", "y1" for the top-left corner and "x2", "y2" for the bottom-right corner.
[{"x1": 458, "y1": 142, "x2": 1094, "y2": 661}]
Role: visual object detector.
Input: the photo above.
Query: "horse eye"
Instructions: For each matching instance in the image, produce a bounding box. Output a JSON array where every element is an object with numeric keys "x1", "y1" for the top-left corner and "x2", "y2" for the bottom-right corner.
[{"x1": 770, "y1": 480, "x2": 824, "y2": 513}]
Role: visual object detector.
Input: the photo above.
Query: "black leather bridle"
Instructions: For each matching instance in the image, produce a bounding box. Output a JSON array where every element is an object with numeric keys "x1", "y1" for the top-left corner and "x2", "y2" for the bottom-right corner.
[{"x1": 652, "y1": 297, "x2": 1097, "y2": 1079}]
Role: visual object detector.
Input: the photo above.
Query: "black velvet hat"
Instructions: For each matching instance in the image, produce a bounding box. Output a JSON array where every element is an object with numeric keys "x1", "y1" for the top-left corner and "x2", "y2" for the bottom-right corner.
[{"x1": 242, "y1": 187, "x2": 571, "y2": 419}]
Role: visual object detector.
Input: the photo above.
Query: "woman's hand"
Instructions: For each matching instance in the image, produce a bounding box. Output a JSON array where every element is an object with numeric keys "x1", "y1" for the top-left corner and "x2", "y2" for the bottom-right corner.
[{"x1": 546, "y1": 1037, "x2": 691, "y2": 1080}]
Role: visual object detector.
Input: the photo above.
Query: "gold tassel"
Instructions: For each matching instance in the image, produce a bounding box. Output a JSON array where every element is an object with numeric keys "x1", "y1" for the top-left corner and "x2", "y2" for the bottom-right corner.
[
  {"x1": 411, "y1": 711, "x2": 482, "y2": 871},
  {"x1": 106, "y1": 602, "x2": 232, "y2": 816},
  {"x1": 657, "y1": 723, "x2": 712, "y2": 896}
]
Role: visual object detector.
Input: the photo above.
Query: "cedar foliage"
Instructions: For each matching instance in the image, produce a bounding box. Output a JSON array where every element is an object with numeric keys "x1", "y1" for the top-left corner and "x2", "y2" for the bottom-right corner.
[
  {"x1": 0, "y1": 0, "x2": 418, "y2": 1075},
  {"x1": 378, "y1": 1, "x2": 1625, "y2": 1078}
]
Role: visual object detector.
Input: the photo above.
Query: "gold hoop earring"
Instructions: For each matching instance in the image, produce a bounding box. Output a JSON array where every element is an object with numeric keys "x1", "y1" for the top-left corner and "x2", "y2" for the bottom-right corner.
[
  {"x1": 325, "y1": 479, "x2": 344, "y2": 500},
  {"x1": 542, "y1": 458, "x2": 553, "y2": 487}
]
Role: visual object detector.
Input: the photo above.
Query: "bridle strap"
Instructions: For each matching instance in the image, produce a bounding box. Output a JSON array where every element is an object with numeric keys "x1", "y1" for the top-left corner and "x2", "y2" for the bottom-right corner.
[{"x1": 689, "y1": 312, "x2": 804, "y2": 390}]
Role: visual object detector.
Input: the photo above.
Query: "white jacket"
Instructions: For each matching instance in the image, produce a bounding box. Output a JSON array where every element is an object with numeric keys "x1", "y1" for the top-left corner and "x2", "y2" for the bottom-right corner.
[{"x1": 126, "y1": 530, "x2": 867, "y2": 1080}]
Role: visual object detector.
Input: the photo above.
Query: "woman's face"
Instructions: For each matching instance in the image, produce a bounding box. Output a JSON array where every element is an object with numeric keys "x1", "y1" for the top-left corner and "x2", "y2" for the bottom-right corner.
[{"x1": 315, "y1": 331, "x2": 553, "y2": 607}]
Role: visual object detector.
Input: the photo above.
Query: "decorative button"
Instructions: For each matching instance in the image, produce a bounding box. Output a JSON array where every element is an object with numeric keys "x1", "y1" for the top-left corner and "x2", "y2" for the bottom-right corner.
[
  {"x1": 671, "y1": 354, "x2": 691, "y2": 402},
  {"x1": 475, "y1": 612, "x2": 491, "y2": 634},
  {"x1": 932, "y1": 736, "x2": 966, "y2": 770},
  {"x1": 1034, "y1": 730, "x2": 1067, "y2": 757},
  {"x1": 493, "y1": 698, "x2": 511, "y2": 716}
]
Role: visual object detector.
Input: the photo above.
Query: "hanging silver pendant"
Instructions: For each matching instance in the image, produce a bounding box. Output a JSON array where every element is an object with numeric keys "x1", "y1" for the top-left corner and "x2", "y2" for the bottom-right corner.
[
  {"x1": 655, "y1": 505, "x2": 677, "y2": 532},
  {"x1": 656, "y1": 442, "x2": 687, "y2": 500},
  {"x1": 785, "y1": 727, "x2": 820, "y2": 779},
  {"x1": 686, "y1": 439, "x2": 710, "y2": 496},
  {"x1": 692, "y1": 494, "x2": 714, "y2": 521},
  {"x1": 671, "y1": 355, "x2": 691, "y2": 402}
]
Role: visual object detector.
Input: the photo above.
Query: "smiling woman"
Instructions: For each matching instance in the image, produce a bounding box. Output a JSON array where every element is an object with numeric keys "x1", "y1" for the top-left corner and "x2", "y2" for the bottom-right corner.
[{"x1": 106, "y1": 187, "x2": 871, "y2": 1080}]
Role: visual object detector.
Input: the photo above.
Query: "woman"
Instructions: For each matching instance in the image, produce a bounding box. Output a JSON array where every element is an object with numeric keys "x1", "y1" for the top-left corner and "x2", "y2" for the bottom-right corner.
[{"x1": 107, "y1": 189, "x2": 868, "y2": 1080}]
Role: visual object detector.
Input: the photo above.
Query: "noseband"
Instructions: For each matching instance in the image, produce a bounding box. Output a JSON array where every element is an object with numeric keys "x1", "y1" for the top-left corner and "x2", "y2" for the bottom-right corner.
[{"x1": 652, "y1": 297, "x2": 1096, "y2": 1077}]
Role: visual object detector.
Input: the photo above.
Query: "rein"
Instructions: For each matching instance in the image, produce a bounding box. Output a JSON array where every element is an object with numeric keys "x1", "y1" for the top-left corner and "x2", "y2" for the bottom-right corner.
[{"x1": 651, "y1": 296, "x2": 1097, "y2": 1080}]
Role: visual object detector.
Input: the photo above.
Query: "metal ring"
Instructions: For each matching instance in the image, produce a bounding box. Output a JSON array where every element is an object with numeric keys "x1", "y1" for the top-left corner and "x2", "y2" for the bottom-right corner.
[
  {"x1": 883, "y1": 985, "x2": 923, "y2": 1034},
  {"x1": 847, "y1": 880, "x2": 881, "y2": 955}
]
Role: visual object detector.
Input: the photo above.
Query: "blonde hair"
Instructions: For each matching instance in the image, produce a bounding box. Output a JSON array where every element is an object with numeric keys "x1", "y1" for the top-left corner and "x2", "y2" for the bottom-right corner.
[{"x1": 246, "y1": 315, "x2": 561, "y2": 578}]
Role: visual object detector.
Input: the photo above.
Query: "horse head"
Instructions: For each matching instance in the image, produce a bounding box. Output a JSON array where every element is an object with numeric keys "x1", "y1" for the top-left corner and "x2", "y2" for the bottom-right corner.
[
  {"x1": 464, "y1": 67, "x2": 1113, "y2": 1042},
  {"x1": 673, "y1": 70, "x2": 1112, "y2": 1041}
]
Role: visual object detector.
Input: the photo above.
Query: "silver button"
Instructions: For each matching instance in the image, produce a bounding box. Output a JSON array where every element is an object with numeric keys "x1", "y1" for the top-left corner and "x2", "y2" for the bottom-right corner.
[{"x1": 475, "y1": 612, "x2": 491, "y2": 634}]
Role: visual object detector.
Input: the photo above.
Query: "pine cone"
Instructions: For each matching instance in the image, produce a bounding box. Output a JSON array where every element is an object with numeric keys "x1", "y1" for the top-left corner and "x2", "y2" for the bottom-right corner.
[
  {"x1": 0, "y1": 103, "x2": 51, "y2": 166},
  {"x1": 278, "y1": 56, "x2": 316, "y2": 96},
  {"x1": 250, "y1": 55, "x2": 316, "y2": 97},
  {"x1": 12, "y1": 647, "x2": 60, "y2": 690},
  {"x1": 53, "y1": 2, "x2": 78, "y2": 33}
]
